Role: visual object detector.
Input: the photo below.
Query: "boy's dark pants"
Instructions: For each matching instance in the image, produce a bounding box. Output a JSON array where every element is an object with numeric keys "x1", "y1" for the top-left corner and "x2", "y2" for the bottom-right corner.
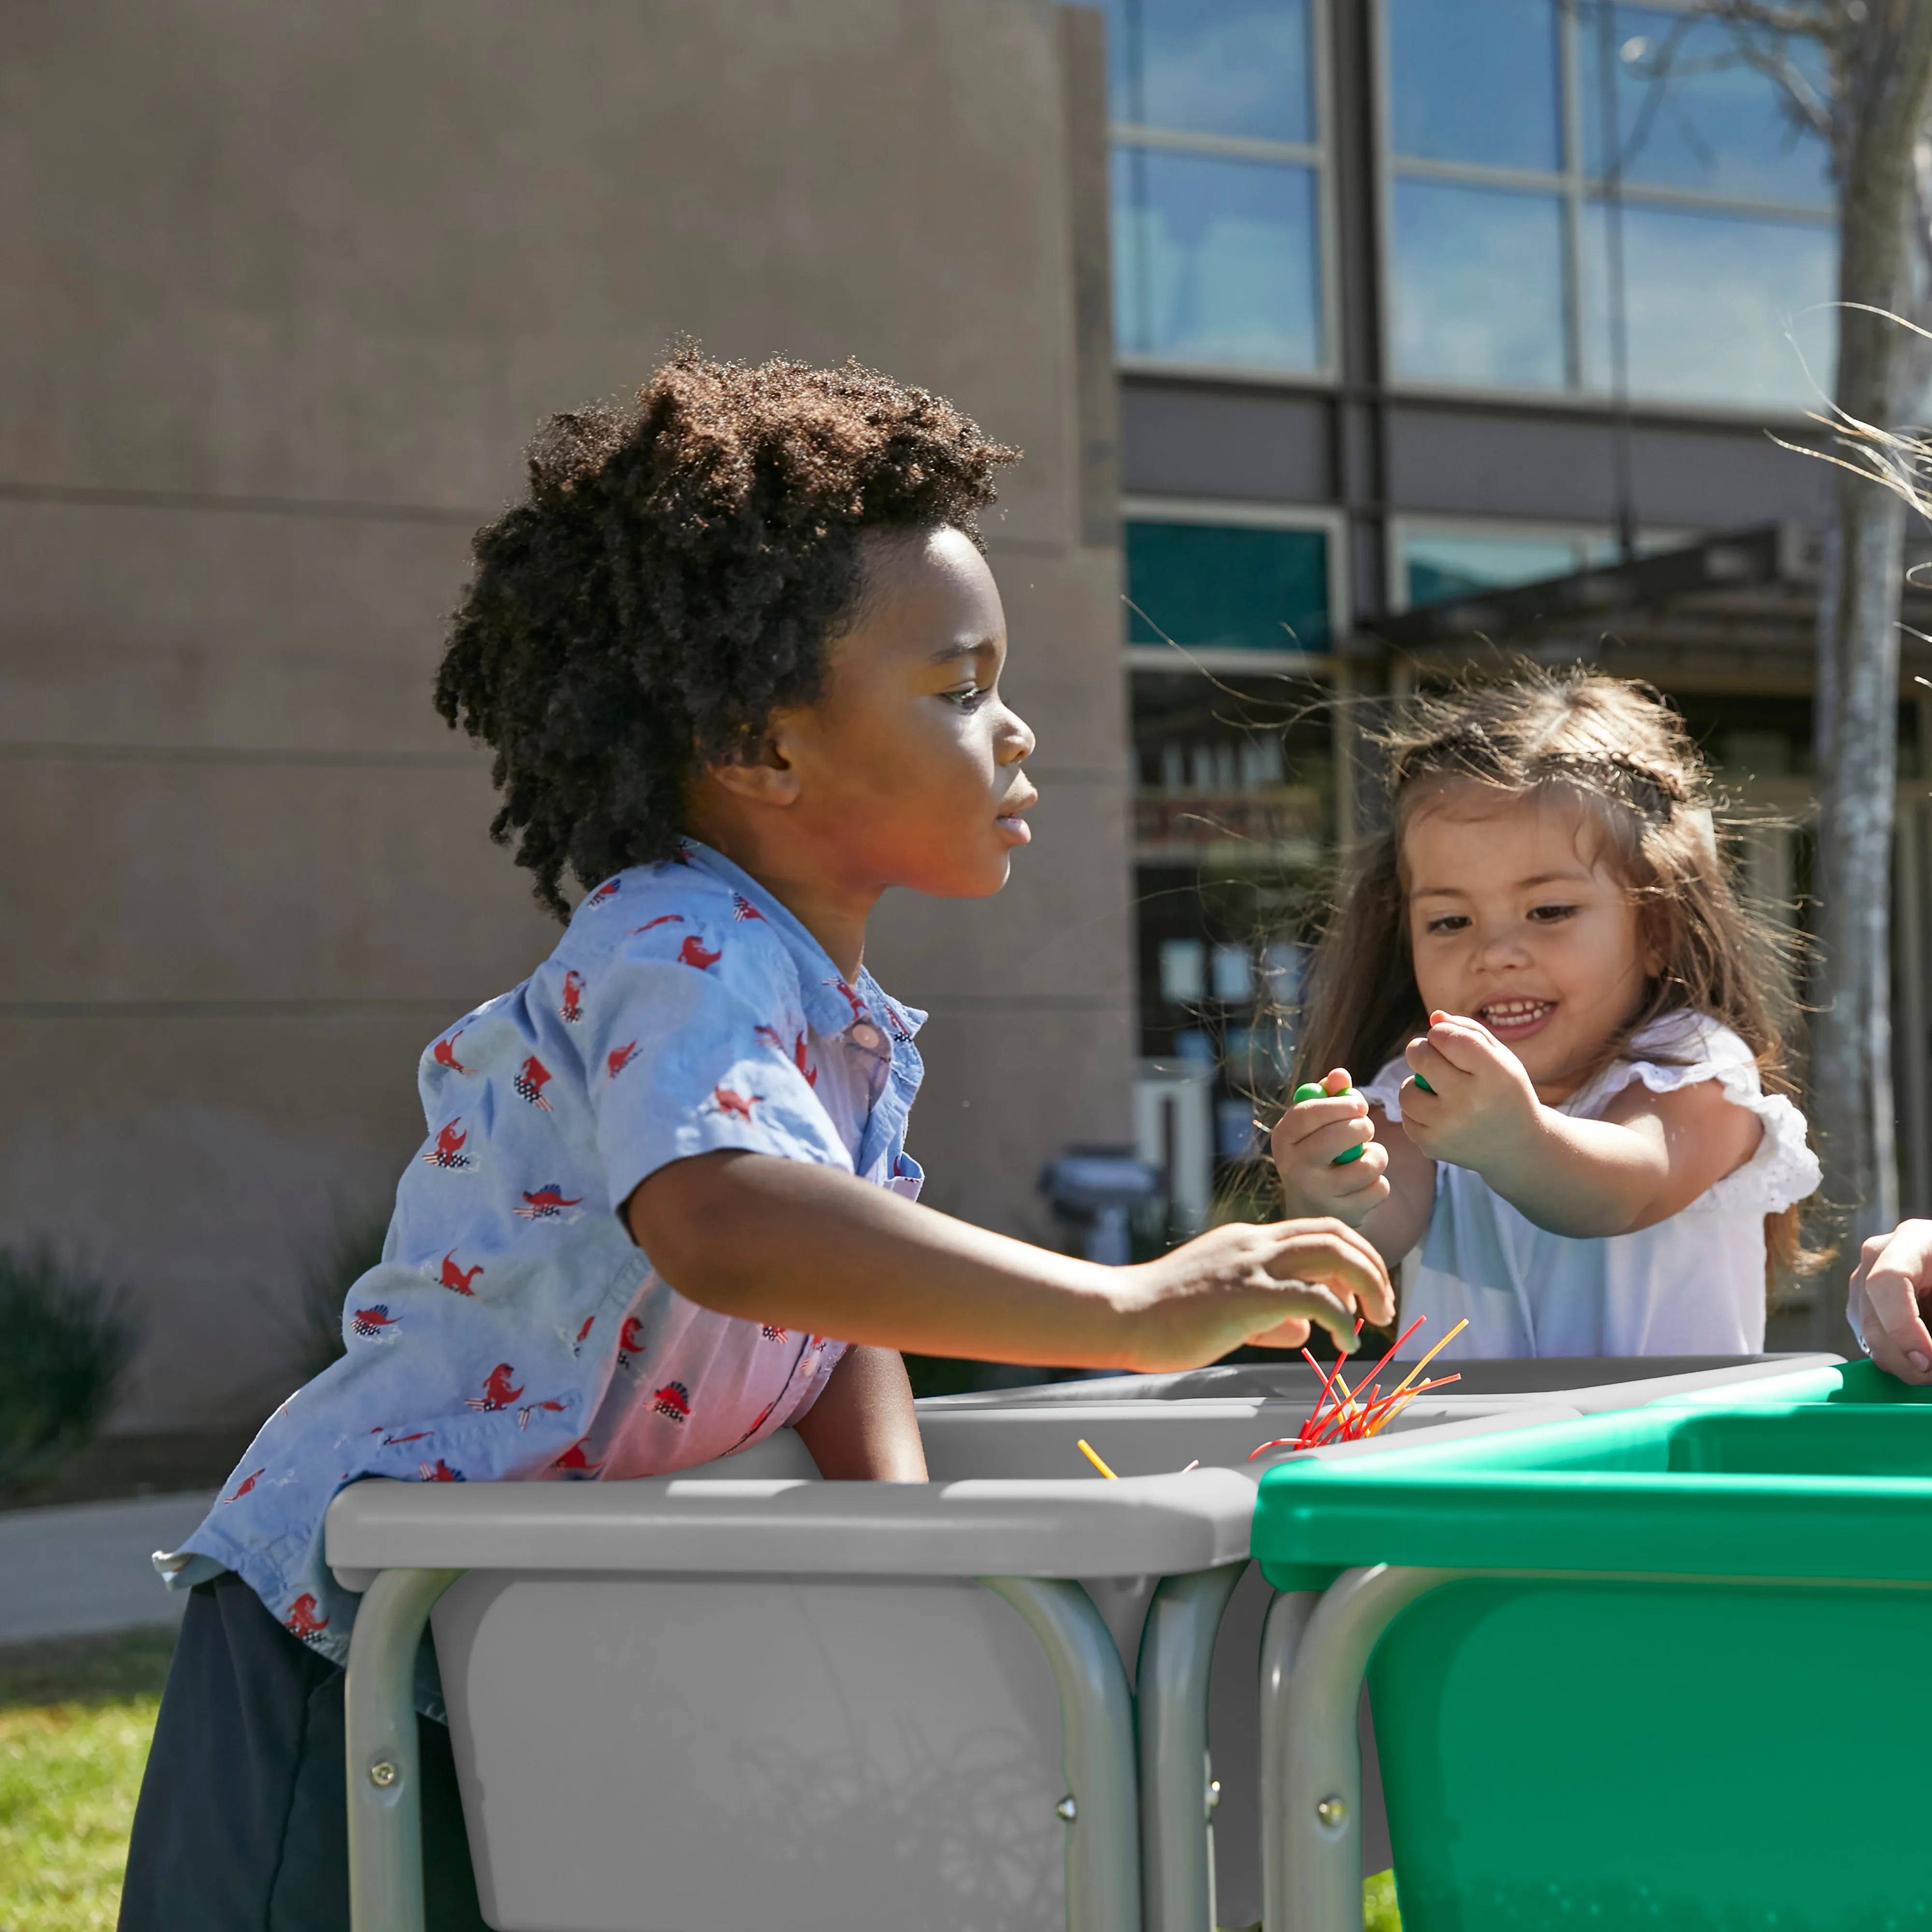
[{"x1": 120, "y1": 1572, "x2": 488, "y2": 1932}]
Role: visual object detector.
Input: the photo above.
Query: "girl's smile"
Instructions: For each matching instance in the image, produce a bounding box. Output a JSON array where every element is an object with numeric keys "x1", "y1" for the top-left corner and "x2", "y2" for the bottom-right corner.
[{"x1": 1403, "y1": 782, "x2": 1655, "y2": 1101}]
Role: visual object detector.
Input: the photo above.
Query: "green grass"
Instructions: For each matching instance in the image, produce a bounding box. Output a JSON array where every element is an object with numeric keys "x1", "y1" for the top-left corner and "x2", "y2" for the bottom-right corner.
[{"x1": 0, "y1": 1626, "x2": 176, "y2": 1932}]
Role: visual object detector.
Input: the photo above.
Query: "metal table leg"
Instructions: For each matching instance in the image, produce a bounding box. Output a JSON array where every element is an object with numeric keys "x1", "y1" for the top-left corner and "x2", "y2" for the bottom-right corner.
[
  {"x1": 344, "y1": 1566, "x2": 465, "y2": 1932},
  {"x1": 981, "y1": 1575, "x2": 1142, "y2": 1932},
  {"x1": 1136, "y1": 1560, "x2": 1248, "y2": 1932}
]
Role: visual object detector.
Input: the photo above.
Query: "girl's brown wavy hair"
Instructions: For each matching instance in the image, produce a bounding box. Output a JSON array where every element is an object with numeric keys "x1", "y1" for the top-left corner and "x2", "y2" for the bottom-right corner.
[{"x1": 1293, "y1": 665, "x2": 1817, "y2": 1288}]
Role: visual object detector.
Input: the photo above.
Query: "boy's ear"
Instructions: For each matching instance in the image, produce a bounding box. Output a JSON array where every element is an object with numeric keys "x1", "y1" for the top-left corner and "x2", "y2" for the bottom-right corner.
[{"x1": 702, "y1": 732, "x2": 799, "y2": 808}]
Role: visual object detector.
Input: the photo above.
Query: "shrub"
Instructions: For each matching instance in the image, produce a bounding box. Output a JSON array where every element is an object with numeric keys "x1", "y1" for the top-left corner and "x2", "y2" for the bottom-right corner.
[{"x1": 0, "y1": 1248, "x2": 139, "y2": 1497}]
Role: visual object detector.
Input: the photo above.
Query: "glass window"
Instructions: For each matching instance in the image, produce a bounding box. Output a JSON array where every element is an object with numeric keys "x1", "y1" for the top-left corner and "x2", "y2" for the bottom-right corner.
[
  {"x1": 1113, "y1": 148, "x2": 1322, "y2": 367},
  {"x1": 1388, "y1": 0, "x2": 1562, "y2": 172},
  {"x1": 1106, "y1": 0, "x2": 1312, "y2": 145},
  {"x1": 1402, "y1": 531, "x2": 1584, "y2": 609},
  {"x1": 1580, "y1": 4, "x2": 1832, "y2": 209},
  {"x1": 1582, "y1": 201, "x2": 1835, "y2": 407},
  {"x1": 1391, "y1": 180, "x2": 1567, "y2": 388},
  {"x1": 1126, "y1": 521, "x2": 1331, "y2": 652}
]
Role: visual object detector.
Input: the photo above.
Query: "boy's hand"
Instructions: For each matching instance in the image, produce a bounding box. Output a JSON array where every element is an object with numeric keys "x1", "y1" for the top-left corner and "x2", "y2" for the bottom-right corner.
[
  {"x1": 1118, "y1": 1215, "x2": 1394, "y2": 1370},
  {"x1": 1399, "y1": 1010, "x2": 1543, "y2": 1173},
  {"x1": 1848, "y1": 1220, "x2": 1932, "y2": 1385},
  {"x1": 1270, "y1": 1066, "x2": 1390, "y2": 1225}
]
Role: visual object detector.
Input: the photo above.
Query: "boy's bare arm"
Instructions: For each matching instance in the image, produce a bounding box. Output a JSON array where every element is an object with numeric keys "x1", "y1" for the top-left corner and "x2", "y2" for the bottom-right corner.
[
  {"x1": 791, "y1": 1345, "x2": 928, "y2": 1480},
  {"x1": 626, "y1": 1149, "x2": 1394, "y2": 1373}
]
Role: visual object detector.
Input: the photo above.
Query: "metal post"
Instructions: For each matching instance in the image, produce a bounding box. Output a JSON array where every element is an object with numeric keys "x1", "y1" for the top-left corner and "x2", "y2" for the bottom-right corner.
[
  {"x1": 1136, "y1": 1560, "x2": 1248, "y2": 1932},
  {"x1": 980, "y1": 1576, "x2": 1142, "y2": 1932},
  {"x1": 343, "y1": 1567, "x2": 464, "y2": 1932},
  {"x1": 1260, "y1": 1566, "x2": 1462, "y2": 1932}
]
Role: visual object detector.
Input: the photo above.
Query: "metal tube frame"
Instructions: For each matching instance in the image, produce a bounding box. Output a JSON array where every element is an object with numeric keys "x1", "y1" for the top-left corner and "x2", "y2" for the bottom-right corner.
[
  {"x1": 1136, "y1": 1559, "x2": 1248, "y2": 1932},
  {"x1": 979, "y1": 1575, "x2": 1143, "y2": 1932},
  {"x1": 344, "y1": 1565, "x2": 465, "y2": 1932}
]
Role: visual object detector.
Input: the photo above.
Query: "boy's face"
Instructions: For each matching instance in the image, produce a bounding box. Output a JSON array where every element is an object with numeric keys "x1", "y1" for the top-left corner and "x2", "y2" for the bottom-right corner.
[{"x1": 772, "y1": 526, "x2": 1037, "y2": 899}]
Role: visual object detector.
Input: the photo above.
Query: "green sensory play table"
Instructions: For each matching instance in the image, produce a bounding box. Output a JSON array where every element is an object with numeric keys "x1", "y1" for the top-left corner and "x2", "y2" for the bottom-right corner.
[{"x1": 1250, "y1": 1362, "x2": 1932, "y2": 1932}]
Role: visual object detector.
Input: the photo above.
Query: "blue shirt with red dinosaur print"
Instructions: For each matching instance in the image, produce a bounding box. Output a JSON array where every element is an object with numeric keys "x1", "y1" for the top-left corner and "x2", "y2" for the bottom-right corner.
[{"x1": 156, "y1": 839, "x2": 925, "y2": 1673}]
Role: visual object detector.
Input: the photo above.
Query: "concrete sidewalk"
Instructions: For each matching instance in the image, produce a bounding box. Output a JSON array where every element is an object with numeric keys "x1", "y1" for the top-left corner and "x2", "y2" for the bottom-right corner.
[{"x1": 0, "y1": 1492, "x2": 213, "y2": 1645}]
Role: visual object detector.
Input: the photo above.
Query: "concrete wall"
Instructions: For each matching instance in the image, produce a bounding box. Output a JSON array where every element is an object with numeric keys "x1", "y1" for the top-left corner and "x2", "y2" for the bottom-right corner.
[{"x1": 0, "y1": 0, "x2": 1130, "y2": 1429}]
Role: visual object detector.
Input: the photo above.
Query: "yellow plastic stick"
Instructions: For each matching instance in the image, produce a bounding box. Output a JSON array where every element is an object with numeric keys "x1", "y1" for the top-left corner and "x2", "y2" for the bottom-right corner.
[
  {"x1": 1077, "y1": 1438, "x2": 1118, "y2": 1480},
  {"x1": 1377, "y1": 1319, "x2": 1471, "y2": 1409}
]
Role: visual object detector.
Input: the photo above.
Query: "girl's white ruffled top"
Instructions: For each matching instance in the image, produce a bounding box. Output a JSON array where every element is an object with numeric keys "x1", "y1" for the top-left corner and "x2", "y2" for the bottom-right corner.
[{"x1": 1362, "y1": 1011, "x2": 1821, "y2": 1358}]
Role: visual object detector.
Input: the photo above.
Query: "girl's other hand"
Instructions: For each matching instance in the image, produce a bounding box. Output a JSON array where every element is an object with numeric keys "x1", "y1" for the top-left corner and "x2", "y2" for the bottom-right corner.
[
  {"x1": 1270, "y1": 1066, "x2": 1390, "y2": 1224},
  {"x1": 1120, "y1": 1215, "x2": 1394, "y2": 1368},
  {"x1": 1848, "y1": 1221, "x2": 1932, "y2": 1385},
  {"x1": 1399, "y1": 1010, "x2": 1542, "y2": 1171}
]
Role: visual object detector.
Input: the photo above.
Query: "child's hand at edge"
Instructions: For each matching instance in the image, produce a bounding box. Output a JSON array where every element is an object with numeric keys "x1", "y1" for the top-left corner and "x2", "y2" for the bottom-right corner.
[
  {"x1": 1399, "y1": 1010, "x2": 1543, "y2": 1173},
  {"x1": 1848, "y1": 1220, "x2": 1932, "y2": 1385},
  {"x1": 1271, "y1": 1066, "x2": 1391, "y2": 1226},
  {"x1": 1120, "y1": 1214, "x2": 1394, "y2": 1364}
]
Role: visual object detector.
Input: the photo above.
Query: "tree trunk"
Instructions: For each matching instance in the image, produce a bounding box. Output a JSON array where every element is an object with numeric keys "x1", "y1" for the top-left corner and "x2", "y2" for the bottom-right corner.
[{"x1": 1808, "y1": 10, "x2": 1932, "y2": 1335}]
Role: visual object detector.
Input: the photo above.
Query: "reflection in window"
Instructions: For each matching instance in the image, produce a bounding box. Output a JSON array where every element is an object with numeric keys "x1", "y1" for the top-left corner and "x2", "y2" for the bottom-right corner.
[
  {"x1": 1113, "y1": 149, "x2": 1321, "y2": 368},
  {"x1": 1580, "y1": 4, "x2": 1832, "y2": 208},
  {"x1": 1392, "y1": 181, "x2": 1567, "y2": 389},
  {"x1": 1388, "y1": 0, "x2": 1562, "y2": 172},
  {"x1": 1403, "y1": 532, "x2": 1583, "y2": 610},
  {"x1": 1382, "y1": 0, "x2": 1837, "y2": 407},
  {"x1": 1126, "y1": 521, "x2": 1330, "y2": 652},
  {"x1": 1105, "y1": 0, "x2": 1311, "y2": 145},
  {"x1": 1582, "y1": 202, "x2": 1835, "y2": 407}
]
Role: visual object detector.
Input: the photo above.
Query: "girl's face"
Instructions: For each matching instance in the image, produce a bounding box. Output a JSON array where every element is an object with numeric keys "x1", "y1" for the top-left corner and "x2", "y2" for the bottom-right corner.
[{"x1": 1402, "y1": 782, "x2": 1653, "y2": 1101}]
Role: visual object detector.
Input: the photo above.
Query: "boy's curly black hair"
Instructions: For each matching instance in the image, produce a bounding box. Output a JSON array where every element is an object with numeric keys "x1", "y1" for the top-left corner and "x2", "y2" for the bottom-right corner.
[{"x1": 435, "y1": 349, "x2": 1020, "y2": 918}]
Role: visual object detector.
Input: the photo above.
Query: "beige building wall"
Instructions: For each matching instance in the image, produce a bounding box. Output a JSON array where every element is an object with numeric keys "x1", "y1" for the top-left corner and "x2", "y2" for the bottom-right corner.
[{"x1": 0, "y1": 0, "x2": 1131, "y2": 1430}]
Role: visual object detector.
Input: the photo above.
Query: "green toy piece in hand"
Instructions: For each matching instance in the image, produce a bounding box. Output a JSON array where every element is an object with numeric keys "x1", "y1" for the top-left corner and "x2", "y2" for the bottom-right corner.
[
  {"x1": 1293, "y1": 1080, "x2": 1365, "y2": 1165},
  {"x1": 1413, "y1": 1074, "x2": 1434, "y2": 1095}
]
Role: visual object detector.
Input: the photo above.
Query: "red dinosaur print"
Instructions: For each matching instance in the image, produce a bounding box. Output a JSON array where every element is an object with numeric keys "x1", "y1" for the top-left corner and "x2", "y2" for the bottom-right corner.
[
  {"x1": 513, "y1": 1054, "x2": 554, "y2": 1111},
  {"x1": 439, "y1": 1252, "x2": 483, "y2": 1295},
  {"x1": 554, "y1": 1441, "x2": 604, "y2": 1477},
  {"x1": 351, "y1": 1305, "x2": 399, "y2": 1340},
  {"x1": 616, "y1": 1314, "x2": 648, "y2": 1368},
  {"x1": 432, "y1": 1031, "x2": 469, "y2": 1074},
  {"x1": 761, "y1": 1324, "x2": 787, "y2": 1342},
  {"x1": 731, "y1": 893, "x2": 766, "y2": 922},
  {"x1": 652, "y1": 1381, "x2": 692, "y2": 1424},
  {"x1": 607, "y1": 1040, "x2": 640, "y2": 1080},
  {"x1": 573, "y1": 1314, "x2": 595, "y2": 1354},
  {"x1": 633, "y1": 913, "x2": 684, "y2": 934},
  {"x1": 678, "y1": 934, "x2": 722, "y2": 970},
  {"x1": 724, "y1": 1392, "x2": 785, "y2": 1456},
  {"x1": 424, "y1": 1119, "x2": 472, "y2": 1169},
  {"x1": 825, "y1": 978, "x2": 868, "y2": 1025},
  {"x1": 515, "y1": 1184, "x2": 583, "y2": 1222},
  {"x1": 586, "y1": 878, "x2": 622, "y2": 908},
  {"x1": 284, "y1": 1594, "x2": 330, "y2": 1638},
  {"x1": 560, "y1": 970, "x2": 586, "y2": 1023},
  {"x1": 379, "y1": 1430, "x2": 434, "y2": 1447},
  {"x1": 466, "y1": 1363, "x2": 525, "y2": 1413},
  {"x1": 711, "y1": 1085, "x2": 760, "y2": 1123},
  {"x1": 755, "y1": 1025, "x2": 817, "y2": 1088},
  {"x1": 226, "y1": 1468, "x2": 267, "y2": 1503},
  {"x1": 516, "y1": 1397, "x2": 567, "y2": 1431},
  {"x1": 420, "y1": 1458, "x2": 465, "y2": 1482}
]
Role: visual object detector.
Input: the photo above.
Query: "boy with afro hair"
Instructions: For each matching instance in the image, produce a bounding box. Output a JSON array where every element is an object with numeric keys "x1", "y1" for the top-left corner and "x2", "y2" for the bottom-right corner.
[{"x1": 122, "y1": 350, "x2": 1391, "y2": 1930}]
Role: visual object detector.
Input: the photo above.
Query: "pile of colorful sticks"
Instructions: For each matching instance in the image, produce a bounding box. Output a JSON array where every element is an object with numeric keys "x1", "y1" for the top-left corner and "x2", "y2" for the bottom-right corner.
[{"x1": 1246, "y1": 1313, "x2": 1469, "y2": 1460}]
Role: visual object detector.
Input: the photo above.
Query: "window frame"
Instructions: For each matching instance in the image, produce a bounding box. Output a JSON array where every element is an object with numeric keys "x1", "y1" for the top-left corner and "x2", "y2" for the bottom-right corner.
[
  {"x1": 1122, "y1": 495, "x2": 1350, "y2": 671},
  {"x1": 1108, "y1": 0, "x2": 1342, "y2": 388},
  {"x1": 1371, "y1": 0, "x2": 1838, "y2": 422}
]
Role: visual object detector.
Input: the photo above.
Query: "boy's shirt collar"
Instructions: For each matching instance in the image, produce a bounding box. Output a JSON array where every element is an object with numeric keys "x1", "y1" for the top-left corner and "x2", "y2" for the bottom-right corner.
[{"x1": 667, "y1": 839, "x2": 926, "y2": 1047}]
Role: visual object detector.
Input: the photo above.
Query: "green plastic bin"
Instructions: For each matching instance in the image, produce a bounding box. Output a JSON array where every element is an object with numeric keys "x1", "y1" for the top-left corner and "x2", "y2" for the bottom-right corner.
[{"x1": 1249, "y1": 1368, "x2": 1932, "y2": 1932}]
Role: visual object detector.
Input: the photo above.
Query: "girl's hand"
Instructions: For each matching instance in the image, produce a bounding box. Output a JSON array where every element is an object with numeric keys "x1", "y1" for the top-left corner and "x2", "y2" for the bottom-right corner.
[
  {"x1": 1270, "y1": 1066, "x2": 1390, "y2": 1224},
  {"x1": 1399, "y1": 1010, "x2": 1543, "y2": 1173},
  {"x1": 1119, "y1": 1215, "x2": 1395, "y2": 1368},
  {"x1": 1848, "y1": 1221, "x2": 1932, "y2": 1385}
]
